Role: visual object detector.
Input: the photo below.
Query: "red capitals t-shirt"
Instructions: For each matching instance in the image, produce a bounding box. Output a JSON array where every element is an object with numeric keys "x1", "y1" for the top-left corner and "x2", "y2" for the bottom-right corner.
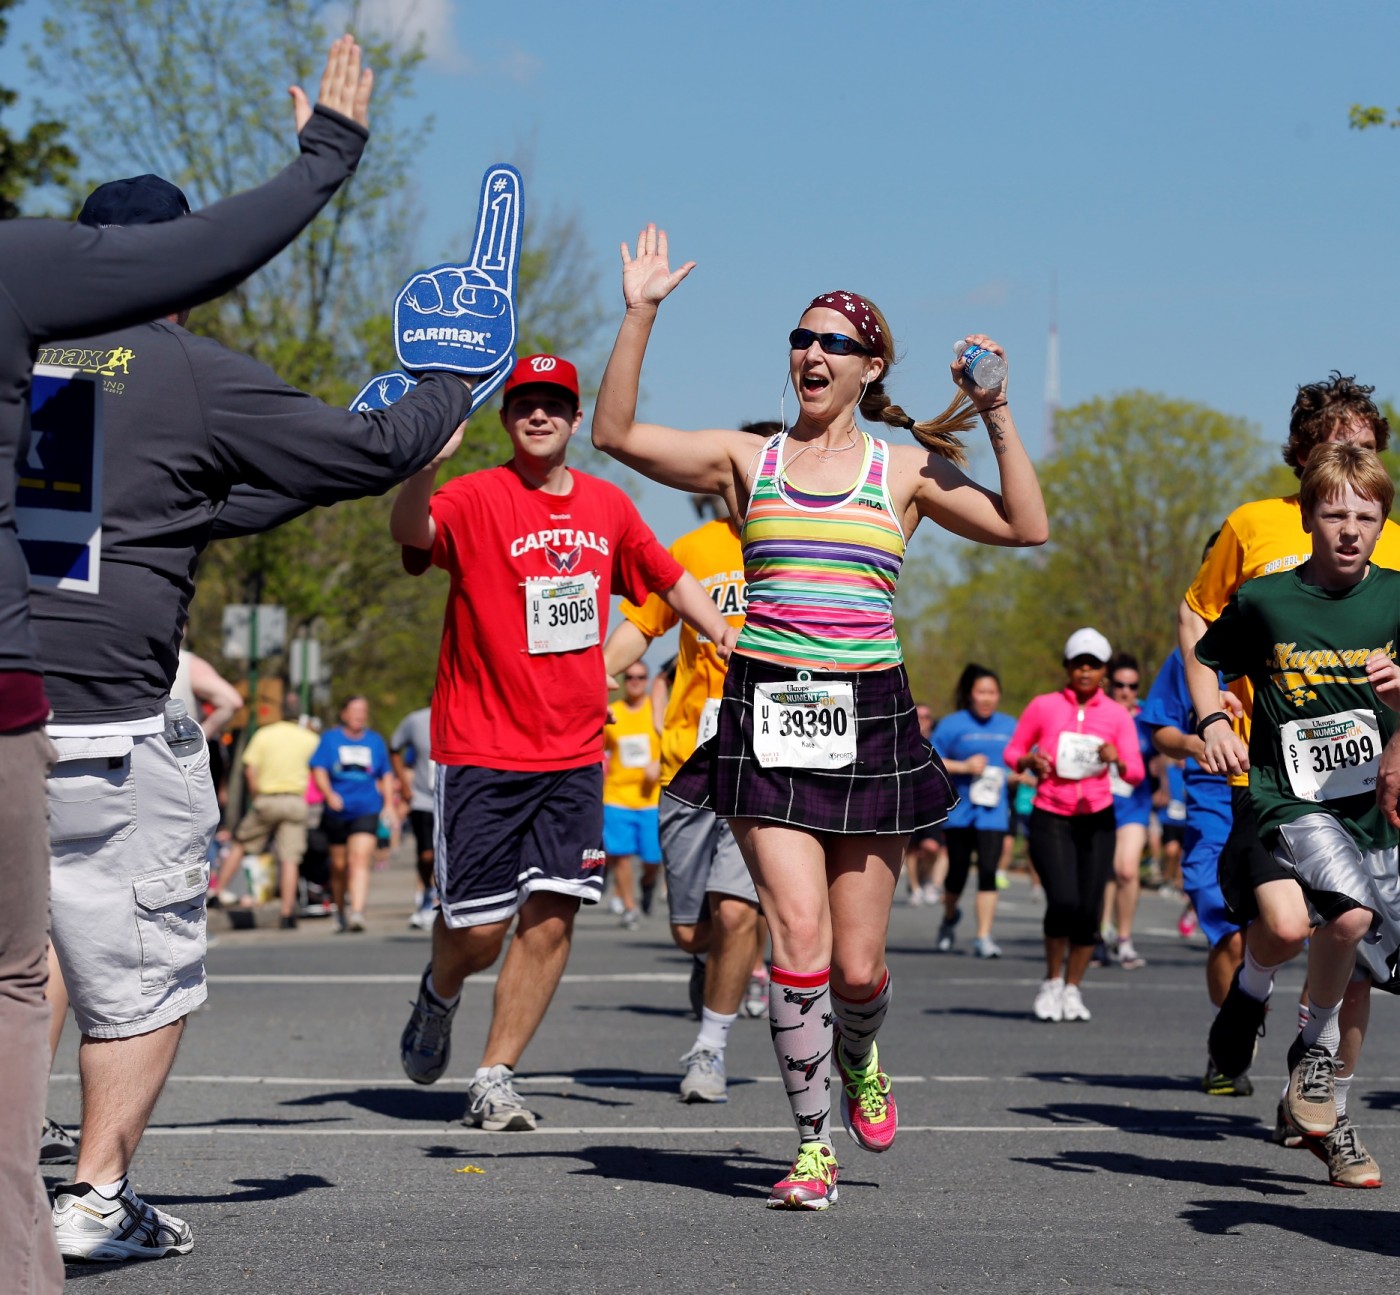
[{"x1": 428, "y1": 465, "x2": 682, "y2": 771}]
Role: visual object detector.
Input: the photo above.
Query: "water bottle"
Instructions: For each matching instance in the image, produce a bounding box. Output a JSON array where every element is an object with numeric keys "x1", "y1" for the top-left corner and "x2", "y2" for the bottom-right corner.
[
  {"x1": 953, "y1": 339, "x2": 1008, "y2": 391},
  {"x1": 163, "y1": 698, "x2": 206, "y2": 759}
]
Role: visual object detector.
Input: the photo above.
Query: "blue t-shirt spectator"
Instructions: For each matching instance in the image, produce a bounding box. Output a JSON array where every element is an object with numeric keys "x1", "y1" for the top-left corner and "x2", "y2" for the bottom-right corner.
[
  {"x1": 311, "y1": 725, "x2": 391, "y2": 818},
  {"x1": 932, "y1": 709, "x2": 1017, "y2": 831}
]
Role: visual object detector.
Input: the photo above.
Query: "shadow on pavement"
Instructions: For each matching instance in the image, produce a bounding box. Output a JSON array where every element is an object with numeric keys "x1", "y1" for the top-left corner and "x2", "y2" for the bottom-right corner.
[
  {"x1": 1180, "y1": 1199, "x2": 1397, "y2": 1250},
  {"x1": 1013, "y1": 1148, "x2": 1314, "y2": 1196},
  {"x1": 145, "y1": 1173, "x2": 336, "y2": 1206},
  {"x1": 282, "y1": 1087, "x2": 468, "y2": 1122},
  {"x1": 574, "y1": 1002, "x2": 693, "y2": 1020},
  {"x1": 456, "y1": 1143, "x2": 871, "y2": 1201},
  {"x1": 923, "y1": 1006, "x2": 1043, "y2": 1022},
  {"x1": 1005, "y1": 1102, "x2": 1264, "y2": 1141}
]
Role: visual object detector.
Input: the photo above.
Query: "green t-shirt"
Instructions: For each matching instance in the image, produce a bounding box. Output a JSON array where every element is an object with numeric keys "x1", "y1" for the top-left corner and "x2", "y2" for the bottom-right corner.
[{"x1": 1196, "y1": 562, "x2": 1400, "y2": 851}]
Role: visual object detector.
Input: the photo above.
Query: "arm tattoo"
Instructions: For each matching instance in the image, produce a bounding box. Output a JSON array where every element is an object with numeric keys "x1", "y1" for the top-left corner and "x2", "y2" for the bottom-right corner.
[{"x1": 983, "y1": 407, "x2": 1008, "y2": 456}]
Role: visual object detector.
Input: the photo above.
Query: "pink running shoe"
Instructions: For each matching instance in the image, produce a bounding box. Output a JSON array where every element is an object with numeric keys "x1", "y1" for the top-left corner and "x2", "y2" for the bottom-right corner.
[
  {"x1": 767, "y1": 1143, "x2": 839, "y2": 1210},
  {"x1": 1178, "y1": 907, "x2": 1198, "y2": 938},
  {"x1": 837, "y1": 1040, "x2": 898, "y2": 1153}
]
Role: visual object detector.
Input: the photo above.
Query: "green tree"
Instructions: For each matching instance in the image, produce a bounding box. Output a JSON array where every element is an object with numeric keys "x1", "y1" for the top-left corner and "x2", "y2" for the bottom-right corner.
[
  {"x1": 898, "y1": 392, "x2": 1277, "y2": 712},
  {"x1": 0, "y1": 0, "x2": 76, "y2": 218}
]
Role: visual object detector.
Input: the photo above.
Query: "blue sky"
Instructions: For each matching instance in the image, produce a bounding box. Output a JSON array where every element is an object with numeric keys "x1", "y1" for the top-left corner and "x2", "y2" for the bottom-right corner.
[{"x1": 11, "y1": 0, "x2": 1400, "y2": 563}]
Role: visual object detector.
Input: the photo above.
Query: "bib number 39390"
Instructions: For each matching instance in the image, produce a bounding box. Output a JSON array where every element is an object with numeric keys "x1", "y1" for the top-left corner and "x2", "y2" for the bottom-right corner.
[
  {"x1": 1282, "y1": 708, "x2": 1381, "y2": 803},
  {"x1": 525, "y1": 573, "x2": 599, "y2": 655},
  {"x1": 752, "y1": 678, "x2": 856, "y2": 770}
]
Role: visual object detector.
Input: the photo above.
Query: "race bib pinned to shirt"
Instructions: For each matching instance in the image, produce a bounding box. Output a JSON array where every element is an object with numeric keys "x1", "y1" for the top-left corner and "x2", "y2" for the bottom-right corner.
[
  {"x1": 752, "y1": 675, "x2": 856, "y2": 770},
  {"x1": 1055, "y1": 731, "x2": 1106, "y2": 781},
  {"x1": 617, "y1": 734, "x2": 652, "y2": 769},
  {"x1": 525, "y1": 572, "x2": 599, "y2": 655},
  {"x1": 1281, "y1": 708, "x2": 1381, "y2": 803},
  {"x1": 969, "y1": 763, "x2": 1006, "y2": 809},
  {"x1": 697, "y1": 697, "x2": 722, "y2": 747}
]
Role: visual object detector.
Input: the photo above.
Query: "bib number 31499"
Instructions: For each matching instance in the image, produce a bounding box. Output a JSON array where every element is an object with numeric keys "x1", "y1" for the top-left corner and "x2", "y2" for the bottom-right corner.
[
  {"x1": 525, "y1": 573, "x2": 599, "y2": 655},
  {"x1": 1281, "y1": 708, "x2": 1381, "y2": 803},
  {"x1": 752, "y1": 678, "x2": 856, "y2": 770}
]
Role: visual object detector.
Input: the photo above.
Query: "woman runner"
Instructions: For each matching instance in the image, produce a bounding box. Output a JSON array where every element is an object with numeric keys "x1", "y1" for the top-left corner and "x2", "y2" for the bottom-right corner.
[{"x1": 592, "y1": 226, "x2": 1047, "y2": 1210}]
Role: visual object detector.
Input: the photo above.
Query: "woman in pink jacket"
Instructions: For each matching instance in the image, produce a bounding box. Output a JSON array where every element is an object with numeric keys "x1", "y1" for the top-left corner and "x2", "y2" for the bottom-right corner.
[{"x1": 1003, "y1": 628, "x2": 1145, "y2": 1023}]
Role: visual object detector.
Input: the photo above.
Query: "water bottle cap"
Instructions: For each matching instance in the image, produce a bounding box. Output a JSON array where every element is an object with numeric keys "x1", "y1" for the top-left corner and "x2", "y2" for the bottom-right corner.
[{"x1": 165, "y1": 698, "x2": 188, "y2": 719}]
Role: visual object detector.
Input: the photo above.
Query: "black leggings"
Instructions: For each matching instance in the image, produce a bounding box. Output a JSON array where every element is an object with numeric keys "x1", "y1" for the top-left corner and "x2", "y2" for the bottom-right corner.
[
  {"x1": 944, "y1": 828, "x2": 1005, "y2": 897},
  {"x1": 1029, "y1": 806, "x2": 1115, "y2": 946}
]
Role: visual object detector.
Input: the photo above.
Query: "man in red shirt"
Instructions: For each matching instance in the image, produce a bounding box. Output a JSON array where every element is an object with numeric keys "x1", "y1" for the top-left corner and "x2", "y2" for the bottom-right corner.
[{"x1": 389, "y1": 354, "x2": 734, "y2": 1129}]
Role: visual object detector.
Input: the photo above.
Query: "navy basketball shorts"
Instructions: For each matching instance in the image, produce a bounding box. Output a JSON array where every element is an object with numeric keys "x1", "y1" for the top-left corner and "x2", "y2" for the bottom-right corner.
[{"x1": 434, "y1": 763, "x2": 605, "y2": 928}]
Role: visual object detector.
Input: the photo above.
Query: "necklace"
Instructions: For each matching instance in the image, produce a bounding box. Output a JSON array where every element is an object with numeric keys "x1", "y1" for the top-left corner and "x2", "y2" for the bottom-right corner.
[{"x1": 785, "y1": 428, "x2": 861, "y2": 468}]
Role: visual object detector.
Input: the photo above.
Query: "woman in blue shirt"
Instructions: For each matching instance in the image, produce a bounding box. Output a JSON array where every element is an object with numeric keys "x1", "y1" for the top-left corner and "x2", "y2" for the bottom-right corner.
[
  {"x1": 1104, "y1": 653, "x2": 1160, "y2": 970},
  {"x1": 931, "y1": 665, "x2": 1019, "y2": 958},
  {"x1": 311, "y1": 695, "x2": 394, "y2": 932}
]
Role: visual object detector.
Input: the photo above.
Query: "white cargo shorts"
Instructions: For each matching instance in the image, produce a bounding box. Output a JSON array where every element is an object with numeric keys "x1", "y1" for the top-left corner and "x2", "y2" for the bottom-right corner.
[{"x1": 48, "y1": 730, "x2": 219, "y2": 1038}]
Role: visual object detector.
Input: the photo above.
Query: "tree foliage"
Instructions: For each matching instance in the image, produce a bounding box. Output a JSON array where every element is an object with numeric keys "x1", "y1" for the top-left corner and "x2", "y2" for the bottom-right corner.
[
  {"x1": 0, "y1": 0, "x2": 77, "y2": 218},
  {"x1": 36, "y1": 0, "x2": 605, "y2": 724},
  {"x1": 897, "y1": 393, "x2": 1278, "y2": 713}
]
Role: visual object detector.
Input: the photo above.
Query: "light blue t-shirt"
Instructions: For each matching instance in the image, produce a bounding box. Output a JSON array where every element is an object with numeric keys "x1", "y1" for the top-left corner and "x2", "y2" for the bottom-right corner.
[{"x1": 931, "y1": 709, "x2": 1017, "y2": 831}]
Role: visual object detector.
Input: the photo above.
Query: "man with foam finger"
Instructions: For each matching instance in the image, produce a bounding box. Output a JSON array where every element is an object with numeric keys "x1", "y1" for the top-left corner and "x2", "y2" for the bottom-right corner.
[{"x1": 392, "y1": 354, "x2": 738, "y2": 1130}]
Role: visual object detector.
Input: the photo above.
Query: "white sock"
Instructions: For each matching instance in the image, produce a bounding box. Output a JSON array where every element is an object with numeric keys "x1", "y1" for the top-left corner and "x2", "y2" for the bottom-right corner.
[
  {"x1": 425, "y1": 972, "x2": 460, "y2": 1009},
  {"x1": 474, "y1": 1064, "x2": 510, "y2": 1082},
  {"x1": 1335, "y1": 1072, "x2": 1353, "y2": 1118},
  {"x1": 90, "y1": 1179, "x2": 126, "y2": 1198},
  {"x1": 696, "y1": 1007, "x2": 737, "y2": 1053},
  {"x1": 1237, "y1": 947, "x2": 1279, "y2": 1002},
  {"x1": 1300, "y1": 997, "x2": 1342, "y2": 1054}
]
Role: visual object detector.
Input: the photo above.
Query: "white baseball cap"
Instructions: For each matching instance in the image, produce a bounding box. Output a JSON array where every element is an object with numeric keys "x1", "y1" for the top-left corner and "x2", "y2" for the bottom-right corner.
[{"x1": 1064, "y1": 628, "x2": 1112, "y2": 664}]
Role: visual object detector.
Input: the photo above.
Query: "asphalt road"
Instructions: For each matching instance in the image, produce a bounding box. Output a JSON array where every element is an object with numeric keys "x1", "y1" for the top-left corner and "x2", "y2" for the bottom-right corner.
[{"x1": 46, "y1": 858, "x2": 1400, "y2": 1294}]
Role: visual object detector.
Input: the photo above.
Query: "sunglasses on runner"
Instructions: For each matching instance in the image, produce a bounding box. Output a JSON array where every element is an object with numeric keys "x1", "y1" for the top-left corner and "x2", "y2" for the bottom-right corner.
[
  {"x1": 1111, "y1": 678, "x2": 1139, "y2": 691},
  {"x1": 1067, "y1": 655, "x2": 1106, "y2": 670},
  {"x1": 788, "y1": 328, "x2": 871, "y2": 357}
]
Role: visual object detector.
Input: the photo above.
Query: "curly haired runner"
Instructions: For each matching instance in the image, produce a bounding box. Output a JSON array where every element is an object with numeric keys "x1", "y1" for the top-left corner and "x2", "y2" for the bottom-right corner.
[{"x1": 592, "y1": 225, "x2": 1048, "y2": 1211}]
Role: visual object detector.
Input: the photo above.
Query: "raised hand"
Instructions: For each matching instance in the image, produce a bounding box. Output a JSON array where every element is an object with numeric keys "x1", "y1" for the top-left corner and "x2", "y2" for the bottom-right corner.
[
  {"x1": 395, "y1": 164, "x2": 523, "y2": 376},
  {"x1": 292, "y1": 35, "x2": 373, "y2": 134},
  {"x1": 620, "y1": 224, "x2": 696, "y2": 311}
]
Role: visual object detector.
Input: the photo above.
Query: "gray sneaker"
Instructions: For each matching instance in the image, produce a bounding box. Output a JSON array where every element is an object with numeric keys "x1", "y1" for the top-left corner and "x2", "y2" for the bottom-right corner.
[
  {"x1": 39, "y1": 1115, "x2": 78, "y2": 1165},
  {"x1": 400, "y1": 968, "x2": 458, "y2": 1085},
  {"x1": 1284, "y1": 1034, "x2": 1338, "y2": 1137},
  {"x1": 52, "y1": 1177, "x2": 192, "y2": 1262},
  {"x1": 679, "y1": 1046, "x2": 728, "y2": 1103},
  {"x1": 466, "y1": 1065, "x2": 538, "y2": 1130},
  {"x1": 971, "y1": 936, "x2": 1002, "y2": 959}
]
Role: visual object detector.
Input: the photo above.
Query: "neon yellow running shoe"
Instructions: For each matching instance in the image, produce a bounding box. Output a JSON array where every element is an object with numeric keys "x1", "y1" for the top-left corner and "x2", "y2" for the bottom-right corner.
[
  {"x1": 767, "y1": 1142, "x2": 839, "y2": 1210},
  {"x1": 838, "y1": 1040, "x2": 898, "y2": 1153}
]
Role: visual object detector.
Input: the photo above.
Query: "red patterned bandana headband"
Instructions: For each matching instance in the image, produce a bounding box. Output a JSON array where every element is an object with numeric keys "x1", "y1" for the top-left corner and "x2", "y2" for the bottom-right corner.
[{"x1": 808, "y1": 291, "x2": 884, "y2": 355}]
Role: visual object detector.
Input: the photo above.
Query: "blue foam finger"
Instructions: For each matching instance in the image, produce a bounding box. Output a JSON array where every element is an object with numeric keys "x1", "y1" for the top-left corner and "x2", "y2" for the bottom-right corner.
[
  {"x1": 394, "y1": 163, "x2": 523, "y2": 377},
  {"x1": 348, "y1": 371, "x2": 418, "y2": 412}
]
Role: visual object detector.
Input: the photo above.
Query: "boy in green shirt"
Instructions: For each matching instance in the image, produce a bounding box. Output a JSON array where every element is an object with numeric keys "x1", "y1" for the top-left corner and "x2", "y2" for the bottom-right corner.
[{"x1": 1189, "y1": 443, "x2": 1400, "y2": 1188}]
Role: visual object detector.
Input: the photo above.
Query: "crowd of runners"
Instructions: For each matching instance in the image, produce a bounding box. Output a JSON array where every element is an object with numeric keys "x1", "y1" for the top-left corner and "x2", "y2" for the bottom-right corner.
[{"x1": 5, "y1": 34, "x2": 1400, "y2": 1290}]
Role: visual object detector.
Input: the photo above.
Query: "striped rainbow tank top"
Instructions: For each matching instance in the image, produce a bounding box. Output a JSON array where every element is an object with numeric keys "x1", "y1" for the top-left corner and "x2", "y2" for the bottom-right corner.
[{"x1": 736, "y1": 431, "x2": 905, "y2": 670}]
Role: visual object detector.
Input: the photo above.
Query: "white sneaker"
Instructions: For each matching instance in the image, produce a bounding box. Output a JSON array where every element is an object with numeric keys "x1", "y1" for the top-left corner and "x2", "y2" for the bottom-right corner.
[
  {"x1": 607, "y1": 896, "x2": 625, "y2": 916},
  {"x1": 53, "y1": 1177, "x2": 193, "y2": 1262},
  {"x1": 1061, "y1": 984, "x2": 1091, "y2": 1022},
  {"x1": 407, "y1": 890, "x2": 437, "y2": 930},
  {"x1": 679, "y1": 1046, "x2": 728, "y2": 1103},
  {"x1": 1033, "y1": 977, "x2": 1065, "y2": 1022},
  {"x1": 466, "y1": 1065, "x2": 538, "y2": 1131}
]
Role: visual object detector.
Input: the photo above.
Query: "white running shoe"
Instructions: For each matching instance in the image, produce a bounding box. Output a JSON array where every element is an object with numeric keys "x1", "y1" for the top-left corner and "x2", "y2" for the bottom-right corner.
[
  {"x1": 52, "y1": 1178, "x2": 193, "y2": 1262},
  {"x1": 679, "y1": 1046, "x2": 728, "y2": 1103},
  {"x1": 466, "y1": 1065, "x2": 538, "y2": 1131},
  {"x1": 971, "y1": 936, "x2": 1002, "y2": 959},
  {"x1": 407, "y1": 890, "x2": 437, "y2": 930},
  {"x1": 1060, "y1": 984, "x2": 1091, "y2": 1022},
  {"x1": 607, "y1": 896, "x2": 625, "y2": 916},
  {"x1": 1033, "y1": 977, "x2": 1065, "y2": 1022}
]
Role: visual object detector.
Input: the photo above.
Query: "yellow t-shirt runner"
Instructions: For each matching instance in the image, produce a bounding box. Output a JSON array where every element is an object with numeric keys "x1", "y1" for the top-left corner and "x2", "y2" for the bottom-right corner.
[
  {"x1": 241, "y1": 720, "x2": 321, "y2": 795},
  {"x1": 619, "y1": 518, "x2": 747, "y2": 787},
  {"x1": 603, "y1": 698, "x2": 661, "y2": 810},
  {"x1": 1185, "y1": 494, "x2": 1400, "y2": 785}
]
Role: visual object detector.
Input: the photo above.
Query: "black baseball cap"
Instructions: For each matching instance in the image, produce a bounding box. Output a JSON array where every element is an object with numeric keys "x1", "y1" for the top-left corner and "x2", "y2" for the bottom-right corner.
[{"x1": 78, "y1": 174, "x2": 191, "y2": 227}]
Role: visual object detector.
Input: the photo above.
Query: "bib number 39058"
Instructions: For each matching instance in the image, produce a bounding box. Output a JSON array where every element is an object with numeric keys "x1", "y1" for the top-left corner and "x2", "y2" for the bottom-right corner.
[
  {"x1": 525, "y1": 573, "x2": 599, "y2": 655},
  {"x1": 1281, "y1": 708, "x2": 1380, "y2": 803},
  {"x1": 752, "y1": 679, "x2": 856, "y2": 770}
]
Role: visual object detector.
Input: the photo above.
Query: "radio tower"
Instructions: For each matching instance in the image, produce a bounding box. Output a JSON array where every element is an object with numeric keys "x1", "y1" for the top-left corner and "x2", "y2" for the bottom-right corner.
[{"x1": 1043, "y1": 273, "x2": 1060, "y2": 458}]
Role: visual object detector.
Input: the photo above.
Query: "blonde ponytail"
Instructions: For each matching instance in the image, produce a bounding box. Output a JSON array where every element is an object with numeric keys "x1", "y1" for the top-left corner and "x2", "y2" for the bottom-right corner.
[{"x1": 860, "y1": 379, "x2": 975, "y2": 468}]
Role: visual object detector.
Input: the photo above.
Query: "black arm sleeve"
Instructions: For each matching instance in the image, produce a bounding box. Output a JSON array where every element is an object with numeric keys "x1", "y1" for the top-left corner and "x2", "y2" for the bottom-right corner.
[
  {"x1": 186, "y1": 336, "x2": 472, "y2": 531},
  {"x1": 0, "y1": 107, "x2": 368, "y2": 342}
]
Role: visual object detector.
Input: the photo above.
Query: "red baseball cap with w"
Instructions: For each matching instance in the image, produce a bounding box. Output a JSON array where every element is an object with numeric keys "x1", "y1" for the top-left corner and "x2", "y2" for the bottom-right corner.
[{"x1": 502, "y1": 354, "x2": 580, "y2": 405}]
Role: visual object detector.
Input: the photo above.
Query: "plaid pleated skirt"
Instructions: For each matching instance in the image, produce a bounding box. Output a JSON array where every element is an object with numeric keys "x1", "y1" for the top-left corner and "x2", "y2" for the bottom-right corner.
[{"x1": 666, "y1": 653, "x2": 956, "y2": 835}]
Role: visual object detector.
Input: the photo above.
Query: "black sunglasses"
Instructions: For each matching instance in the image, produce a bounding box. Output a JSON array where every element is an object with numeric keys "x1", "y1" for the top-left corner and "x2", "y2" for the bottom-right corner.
[
  {"x1": 623, "y1": 672, "x2": 648, "y2": 681},
  {"x1": 1111, "y1": 678, "x2": 1140, "y2": 691},
  {"x1": 1067, "y1": 655, "x2": 1105, "y2": 670},
  {"x1": 789, "y1": 328, "x2": 870, "y2": 357}
]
